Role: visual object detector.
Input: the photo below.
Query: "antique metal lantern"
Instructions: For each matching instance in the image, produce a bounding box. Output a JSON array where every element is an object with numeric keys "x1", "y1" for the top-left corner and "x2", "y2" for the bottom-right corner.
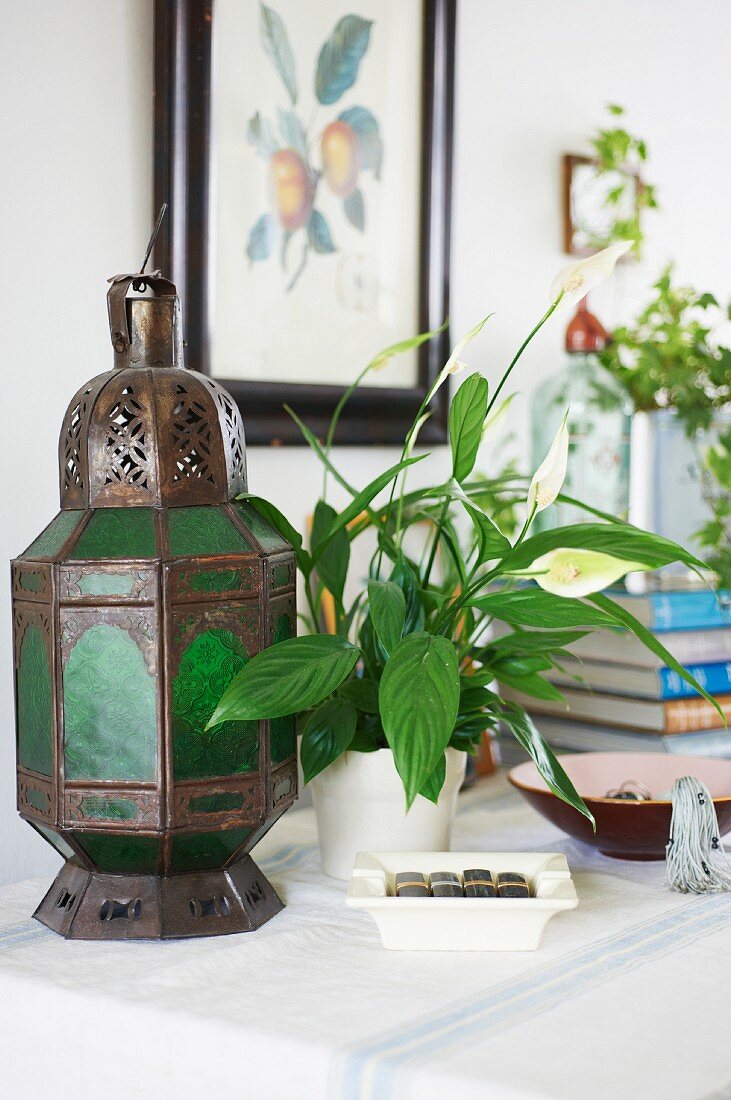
[{"x1": 11, "y1": 268, "x2": 297, "y2": 939}]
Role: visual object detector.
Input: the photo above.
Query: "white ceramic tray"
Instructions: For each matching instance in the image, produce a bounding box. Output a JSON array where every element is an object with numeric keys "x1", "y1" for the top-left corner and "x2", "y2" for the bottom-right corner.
[{"x1": 346, "y1": 851, "x2": 578, "y2": 951}]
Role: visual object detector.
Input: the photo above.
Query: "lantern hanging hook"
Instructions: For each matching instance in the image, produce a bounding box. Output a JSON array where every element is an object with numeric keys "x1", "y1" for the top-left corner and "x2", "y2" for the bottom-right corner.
[{"x1": 139, "y1": 202, "x2": 168, "y2": 278}]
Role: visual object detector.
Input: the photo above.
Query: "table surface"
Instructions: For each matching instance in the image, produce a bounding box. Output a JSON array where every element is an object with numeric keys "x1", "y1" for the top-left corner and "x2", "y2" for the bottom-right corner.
[{"x1": 1, "y1": 771, "x2": 730, "y2": 1100}]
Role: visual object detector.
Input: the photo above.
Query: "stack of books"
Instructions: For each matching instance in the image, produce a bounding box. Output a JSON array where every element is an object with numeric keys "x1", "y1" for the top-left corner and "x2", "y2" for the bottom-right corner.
[{"x1": 498, "y1": 587, "x2": 731, "y2": 764}]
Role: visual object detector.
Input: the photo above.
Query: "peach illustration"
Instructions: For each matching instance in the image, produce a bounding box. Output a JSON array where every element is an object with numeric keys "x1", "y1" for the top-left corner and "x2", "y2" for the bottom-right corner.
[
  {"x1": 268, "y1": 150, "x2": 313, "y2": 230},
  {"x1": 321, "y1": 121, "x2": 361, "y2": 198}
]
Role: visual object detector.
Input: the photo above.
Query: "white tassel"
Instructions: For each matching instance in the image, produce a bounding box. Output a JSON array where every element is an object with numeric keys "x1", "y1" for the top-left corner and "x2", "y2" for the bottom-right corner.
[{"x1": 666, "y1": 776, "x2": 731, "y2": 894}]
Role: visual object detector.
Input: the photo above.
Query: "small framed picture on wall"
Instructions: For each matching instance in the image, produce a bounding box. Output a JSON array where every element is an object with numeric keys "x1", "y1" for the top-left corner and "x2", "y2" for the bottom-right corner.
[{"x1": 154, "y1": 0, "x2": 456, "y2": 444}]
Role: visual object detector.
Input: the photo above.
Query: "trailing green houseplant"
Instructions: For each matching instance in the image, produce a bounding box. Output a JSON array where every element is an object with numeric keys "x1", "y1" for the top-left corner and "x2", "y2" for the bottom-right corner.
[
  {"x1": 208, "y1": 244, "x2": 722, "y2": 824},
  {"x1": 599, "y1": 267, "x2": 731, "y2": 588}
]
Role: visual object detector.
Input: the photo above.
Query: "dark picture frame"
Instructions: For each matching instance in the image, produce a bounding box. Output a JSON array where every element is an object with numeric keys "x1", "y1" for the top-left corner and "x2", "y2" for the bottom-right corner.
[
  {"x1": 562, "y1": 153, "x2": 642, "y2": 257},
  {"x1": 153, "y1": 0, "x2": 456, "y2": 445}
]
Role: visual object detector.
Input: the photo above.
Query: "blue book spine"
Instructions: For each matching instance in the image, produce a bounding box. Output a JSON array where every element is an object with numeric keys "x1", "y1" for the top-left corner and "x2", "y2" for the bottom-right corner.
[
  {"x1": 660, "y1": 662, "x2": 731, "y2": 699},
  {"x1": 652, "y1": 591, "x2": 731, "y2": 631}
]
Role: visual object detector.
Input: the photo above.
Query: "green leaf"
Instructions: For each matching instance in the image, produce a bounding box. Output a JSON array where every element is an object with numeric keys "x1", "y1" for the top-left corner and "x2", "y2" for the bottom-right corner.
[
  {"x1": 379, "y1": 633, "x2": 460, "y2": 807},
  {"x1": 463, "y1": 502, "x2": 512, "y2": 561},
  {"x1": 487, "y1": 628, "x2": 591, "y2": 655},
  {"x1": 300, "y1": 698, "x2": 357, "y2": 783},
  {"x1": 367, "y1": 580, "x2": 406, "y2": 655},
  {"x1": 494, "y1": 663, "x2": 566, "y2": 703},
  {"x1": 504, "y1": 523, "x2": 705, "y2": 574},
  {"x1": 338, "y1": 677, "x2": 379, "y2": 713},
  {"x1": 277, "y1": 106, "x2": 307, "y2": 158},
  {"x1": 259, "y1": 2, "x2": 297, "y2": 104},
  {"x1": 419, "y1": 753, "x2": 447, "y2": 805},
  {"x1": 338, "y1": 106, "x2": 382, "y2": 177},
  {"x1": 312, "y1": 500, "x2": 349, "y2": 607},
  {"x1": 246, "y1": 213, "x2": 276, "y2": 262},
  {"x1": 206, "y1": 635, "x2": 360, "y2": 727},
  {"x1": 315, "y1": 14, "x2": 372, "y2": 105},
  {"x1": 308, "y1": 210, "x2": 336, "y2": 254},
  {"x1": 468, "y1": 588, "x2": 617, "y2": 628},
  {"x1": 390, "y1": 556, "x2": 425, "y2": 633},
  {"x1": 247, "y1": 111, "x2": 277, "y2": 157},
  {"x1": 501, "y1": 703, "x2": 594, "y2": 826},
  {"x1": 588, "y1": 592, "x2": 726, "y2": 722},
  {"x1": 237, "y1": 494, "x2": 312, "y2": 578},
  {"x1": 449, "y1": 373, "x2": 489, "y2": 482},
  {"x1": 343, "y1": 188, "x2": 365, "y2": 232}
]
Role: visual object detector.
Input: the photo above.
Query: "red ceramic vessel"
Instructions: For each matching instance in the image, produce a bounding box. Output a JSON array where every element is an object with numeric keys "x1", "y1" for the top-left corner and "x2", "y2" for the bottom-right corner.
[{"x1": 509, "y1": 753, "x2": 731, "y2": 860}]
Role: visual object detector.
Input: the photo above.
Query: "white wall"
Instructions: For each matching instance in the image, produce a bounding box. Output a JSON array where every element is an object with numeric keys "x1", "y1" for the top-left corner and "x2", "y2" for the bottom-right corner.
[{"x1": 2, "y1": 0, "x2": 731, "y2": 884}]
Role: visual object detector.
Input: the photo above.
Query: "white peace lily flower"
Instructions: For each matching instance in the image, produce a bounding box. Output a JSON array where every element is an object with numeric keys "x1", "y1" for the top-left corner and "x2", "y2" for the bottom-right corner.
[
  {"x1": 527, "y1": 412, "x2": 569, "y2": 514},
  {"x1": 448, "y1": 359, "x2": 467, "y2": 375},
  {"x1": 550, "y1": 240, "x2": 633, "y2": 312},
  {"x1": 530, "y1": 548, "x2": 651, "y2": 598}
]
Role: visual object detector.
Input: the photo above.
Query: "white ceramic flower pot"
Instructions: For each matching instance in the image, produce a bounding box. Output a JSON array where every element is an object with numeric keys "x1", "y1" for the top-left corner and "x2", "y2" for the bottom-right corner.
[{"x1": 309, "y1": 747, "x2": 467, "y2": 880}]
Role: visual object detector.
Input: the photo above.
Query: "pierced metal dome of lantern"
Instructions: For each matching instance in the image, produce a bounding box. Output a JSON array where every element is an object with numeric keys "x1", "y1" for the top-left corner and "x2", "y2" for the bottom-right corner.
[{"x1": 11, "y1": 267, "x2": 297, "y2": 940}]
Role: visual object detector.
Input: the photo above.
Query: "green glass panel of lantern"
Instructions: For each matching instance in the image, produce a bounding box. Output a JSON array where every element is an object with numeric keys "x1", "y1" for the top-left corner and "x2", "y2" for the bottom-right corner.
[
  {"x1": 32, "y1": 823, "x2": 76, "y2": 861},
  {"x1": 64, "y1": 624, "x2": 157, "y2": 781},
  {"x1": 24, "y1": 787, "x2": 50, "y2": 814},
  {"x1": 171, "y1": 827, "x2": 251, "y2": 872},
  {"x1": 22, "y1": 510, "x2": 83, "y2": 559},
  {"x1": 70, "y1": 508, "x2": 157, "y2": 559},
  {"x1": 188, "y1": 791, "x2": 245, "y2": 814},
  {"x1": 73, "y1": 832, "x2": 159, "y2": 874},
  {"x1": 231, "y1": 501, "x2": 290, "y2": 552},
  {"x1": 270, "y1": 613, "x2": 296, "y2": 764},
  {"x1": 19, "y1": 571, "x2": 43, "y2": 593},
  {"x1": 167, "y1": 506, "x2": 252, "y2": 558},
  {"x1": 186, "y1": 567, "x2": 250, "y2": 594},
  {"x1": 78, "y1": 796, "x2": 139, "y2": 821},
  {"x1": 78, "y1": 572, "x2": 136, "y2": 597},
  {"x1": 172, "y1": 628, "x2": 258, "y2": 779},
  {"x1": 17, "y1": 624, "x2": 53, "y2": 776}
]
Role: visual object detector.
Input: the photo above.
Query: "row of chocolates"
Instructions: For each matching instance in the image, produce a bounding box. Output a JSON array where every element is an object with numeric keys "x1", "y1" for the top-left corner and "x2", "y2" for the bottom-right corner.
[{"x1": 393, "y1": 870, "x2": 531, "y2": 898}]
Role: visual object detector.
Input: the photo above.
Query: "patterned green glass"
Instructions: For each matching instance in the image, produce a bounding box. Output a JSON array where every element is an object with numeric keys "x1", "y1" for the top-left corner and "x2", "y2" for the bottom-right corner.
[
  {"x1": 232, "y1": 501, "x2": 290, "y2": 552},
  {"x1": 167, "y1": 506, "x2": 251, "y2": 558},
  {"x1": 270, "y1": 613, "x2": 296, "y2": 764},
  {"x1": 71, "y1": 508, "x2": 157, "y2": 559},
  {"x1": 78, "y1": 572, "x2": 136, "y2": 597},
  {"x1": 17, "y1": 624, "x2": 53, "y2": 776},
  {"x1": 73, "y1": 832, "x2": 159, "y2": 874},
  {"x1": 186, "y1": 568, "x2": 247, "y2": 593},
  {"x1": 22, "y1": 510, "x2": 83, "y2": 559},
  {"x1": 78, "y1": 796, "x2": 138, "y2": 821},
  {"x1": 33, "y1": 823, "x2": 75, "y2": 860},
  {"x1": 25, "y1": 787, "x2": 49, "y2": 813},
  {"x1": 188, "y1": 792, "x2": 244, "y2": 814},
  {"x1": 64, "y1": 624, "x2": 157, "y2": 781},
  {"x1": 172, "y1": 628, "x2": 258, "y2": 779},
  {"x1": 19, "y1": 571, "x2": 43, "y2": 593},
  {"x1": 170, "y1": 827, "x2": 251, "y2": 872}
]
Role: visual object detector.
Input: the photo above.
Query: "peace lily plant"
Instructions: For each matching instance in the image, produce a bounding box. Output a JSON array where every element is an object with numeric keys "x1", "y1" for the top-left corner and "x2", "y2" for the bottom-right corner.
[{"x1": 208, "y1": 243, "x2": 722, "y2": 836}]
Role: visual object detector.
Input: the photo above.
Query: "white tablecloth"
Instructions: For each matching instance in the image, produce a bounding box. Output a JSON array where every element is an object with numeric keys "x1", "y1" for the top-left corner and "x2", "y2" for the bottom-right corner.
[{"x1": 1, "y1": 772, "x2": 730, "y2": 1100}]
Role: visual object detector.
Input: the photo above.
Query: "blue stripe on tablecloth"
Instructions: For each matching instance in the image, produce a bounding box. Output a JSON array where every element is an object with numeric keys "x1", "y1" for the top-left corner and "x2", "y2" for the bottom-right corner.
[
  {"x1": 332, "y1": 892, "x2": 731, "y2": 1100},
  {"x1": 0, "y1": 843, "x2": 315, "y2": 951}
]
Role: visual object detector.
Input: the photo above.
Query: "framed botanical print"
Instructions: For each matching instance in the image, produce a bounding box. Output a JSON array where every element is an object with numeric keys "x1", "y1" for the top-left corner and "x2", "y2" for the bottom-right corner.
[
  {"x1": 154, "y1": 0, "x2": 456, "y2": 444},
  {"x1": 562, "y1": 153, "x2": 642, "y2": 257}
]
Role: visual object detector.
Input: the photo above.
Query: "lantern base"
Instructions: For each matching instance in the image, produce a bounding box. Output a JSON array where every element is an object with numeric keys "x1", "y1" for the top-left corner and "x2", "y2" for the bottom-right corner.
[{"x1": 33, "y1": 853, "x2": 284, "y2": 940}]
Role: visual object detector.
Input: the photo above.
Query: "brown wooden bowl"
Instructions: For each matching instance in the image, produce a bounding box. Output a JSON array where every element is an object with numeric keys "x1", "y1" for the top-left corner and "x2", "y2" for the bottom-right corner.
[{"x1": 508, "y1": 753, "x2": 731, "y2": 860}]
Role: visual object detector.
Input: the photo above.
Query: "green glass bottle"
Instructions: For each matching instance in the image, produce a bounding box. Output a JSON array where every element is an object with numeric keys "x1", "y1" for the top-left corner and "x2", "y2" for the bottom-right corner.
[{"x1": 530, "y1": 298, "x2": 631, "y2": 529}]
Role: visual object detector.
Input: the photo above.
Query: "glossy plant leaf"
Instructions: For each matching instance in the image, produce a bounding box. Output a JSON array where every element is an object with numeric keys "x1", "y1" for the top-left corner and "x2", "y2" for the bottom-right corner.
[
  {"x1": 500, "y1": 703, "x2": 594, "y2": 826},
  {"x1": 504, "y1": 522, "x2": 707, "y2": 573},
  {"x1": 344, "y1": 188, "x2": 365, "y2": 232},
  {"x1": 300, "y1": 697, "x2": 357, "y2": 783},
  {"x1": 338, "y1": 677, "x2": 379, "y2": 714},
  {"x1": 206, "y1": 635, "x2": 360, "y2": 727},
  {"x1": 419, "y1": 753, "x2": 446, "y2": 805},
  {"x1": 338, "y1": 106, "x2": 382, "y2": 177},
  {"x1": 312, "y1": 500, "x2": 349, "y2": 607},
  {"x1": 390, "y1": 556, "x2": 425, "y2": 633},
  {"x1": 259, "y1": 2, "x2": 297, "y2": 104},
  {"x1": 368, "y1": 580, "x2": 406, "y2": 655},
  {"x1": 449, "y1": 373, "x2": 489, "y2": 482},
  {"x1": 468, "y1": 588, "x2": 618, "y2": 628},
  {"x1": 486, "y1": 628, "x2": 591, "y2": 654},
  {"x1": 308, "y1": 210, "x2": 336, "y2": 254},
  {"x1": 246, "y1": 213, "x2": 276, "y2": 263},
  {"x1": 315, "y1": 15, "x2": 372, "y2": 105},
  {"x1": 379, "y1": 633, "x2": 460, "y2": 807}
]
